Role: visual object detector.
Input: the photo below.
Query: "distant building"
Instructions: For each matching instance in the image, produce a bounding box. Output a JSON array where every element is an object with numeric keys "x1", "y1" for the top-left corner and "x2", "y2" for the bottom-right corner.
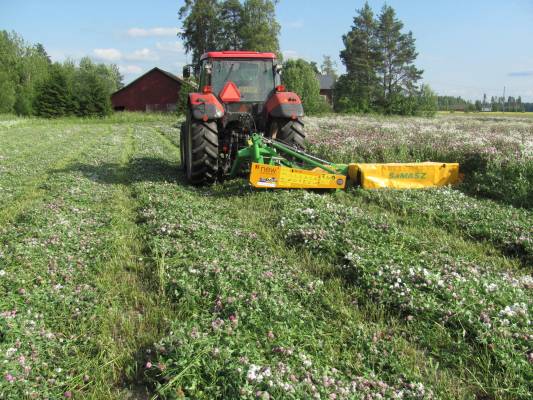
[
  {"x1": 111, "y1": 67, "x2": 183, "y2": 112},
  {"x1": 317, "y1": 74, "x2": 335, "y2": 104},
  {"x1": 481, "y1": 106, "x2": 492, "y2": 112}
]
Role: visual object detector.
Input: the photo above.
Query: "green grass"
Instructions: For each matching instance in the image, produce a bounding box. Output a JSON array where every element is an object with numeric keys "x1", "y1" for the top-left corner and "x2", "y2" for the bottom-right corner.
[{"x1": 0, "y1": 113, "x2": 531, "y2": 399}]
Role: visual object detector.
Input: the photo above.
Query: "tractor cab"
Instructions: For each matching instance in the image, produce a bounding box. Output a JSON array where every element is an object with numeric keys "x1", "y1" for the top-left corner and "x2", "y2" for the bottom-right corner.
[
  {"x1": 202, "y1": 55, "x2": 278, "y2": 103},
  {"x1": 183, "y1": 51, "x2": 284, "y2": 130},
  {"x1": 181, "y1": 51, "x2": 306, "y2": 185}
]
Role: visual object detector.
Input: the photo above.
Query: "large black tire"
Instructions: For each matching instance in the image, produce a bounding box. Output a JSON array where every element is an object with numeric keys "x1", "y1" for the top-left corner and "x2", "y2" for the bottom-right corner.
[
  {"x1": 272, "y1": 119, "x2": 306, "y2": 149},
  {"x1": 179, "y1": 122, "x2": 187, "y2": 172},
  {"x1": 185, "y1": 120, "x2": 219, "y2": 185}
]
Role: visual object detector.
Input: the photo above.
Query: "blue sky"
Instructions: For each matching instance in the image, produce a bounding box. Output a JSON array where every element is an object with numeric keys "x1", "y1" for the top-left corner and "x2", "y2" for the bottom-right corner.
[{"x1": 1, "y1": 0, "x2": 532, "y2": 101}]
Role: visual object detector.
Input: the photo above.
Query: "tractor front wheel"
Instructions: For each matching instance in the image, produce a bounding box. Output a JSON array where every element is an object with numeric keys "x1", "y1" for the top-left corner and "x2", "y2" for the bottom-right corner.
[
  {"x1": 269, "y1": 118, "x2": 306, "y2": 149},
  {"x1": 185, "y1": 120, "x2": 219, "y2": 185}
]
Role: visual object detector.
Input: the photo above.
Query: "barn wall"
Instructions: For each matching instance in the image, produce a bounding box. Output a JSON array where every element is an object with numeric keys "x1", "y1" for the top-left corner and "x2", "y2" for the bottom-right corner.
[
  {"x1": 320, "y1": 89, "x2": 333, "y2": 104},
  {"x1": 111, "y1": 70, "x2": 181, "y2": 112}
]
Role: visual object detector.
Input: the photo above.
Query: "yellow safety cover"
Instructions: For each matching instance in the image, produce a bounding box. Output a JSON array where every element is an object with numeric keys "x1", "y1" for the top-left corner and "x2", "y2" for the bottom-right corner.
[
  {"x1": 249, "y1": 163, "x2": 346, "y2": 189},
  {"x1": 348, "y1": 162, "x2": 460, "y2": 189}
]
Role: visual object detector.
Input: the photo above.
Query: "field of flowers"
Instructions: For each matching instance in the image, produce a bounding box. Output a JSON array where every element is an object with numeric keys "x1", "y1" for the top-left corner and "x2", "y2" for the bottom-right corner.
[
  {"x1": 305, "y1": 114, "x2": 533, "y2": 208},
  {"x1": 0, "y1": 113, "x2": 531, "y2": 399}
]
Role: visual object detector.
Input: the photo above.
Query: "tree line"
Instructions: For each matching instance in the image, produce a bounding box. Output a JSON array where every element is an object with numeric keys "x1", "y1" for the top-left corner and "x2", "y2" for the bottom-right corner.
[
  {"x1": 438, "y1": 95, "x2": 533, "y2": 112},
  {"x1": 0, "y1": 31, "x2": 122, "y2": 117},
  {"x1": 179, "y1": 1, "x2": 436, "y2": 116},
  {"x1": 178, "y1": 0, "x2": 328, "y2": 114}
]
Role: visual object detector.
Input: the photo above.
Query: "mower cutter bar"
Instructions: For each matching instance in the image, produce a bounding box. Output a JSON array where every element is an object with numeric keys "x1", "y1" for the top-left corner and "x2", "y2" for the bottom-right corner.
[{"x1": 231, "y1": 134, "x2": 460, "y2": 190}]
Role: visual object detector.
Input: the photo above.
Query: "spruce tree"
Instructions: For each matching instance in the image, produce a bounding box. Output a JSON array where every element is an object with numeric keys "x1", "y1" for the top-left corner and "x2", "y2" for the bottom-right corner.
[
  {"x1": 34, "y1": 64, "x2": 69, "y2": 118},
  {"x1": 320, "y1": 55, "x2": 338, "y2": 81},
  {"x1": 338, "y1": 2, "x2": 379, "y2": 112},
  {"x1": 376, "y1": 5, "x2": 422, "y2": 113},
  {"x1": 337, "y1": 3, "x2": 424, "y2": 115}
]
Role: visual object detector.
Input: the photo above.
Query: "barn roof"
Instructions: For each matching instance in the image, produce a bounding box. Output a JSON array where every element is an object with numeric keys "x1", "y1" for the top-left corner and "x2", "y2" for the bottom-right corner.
[
  {"x1": 112, "y1": 67, "x2": 184, "y2": 95},
  {"x1": 317, "y1": 74, "x2": 335, "y2": 90}
]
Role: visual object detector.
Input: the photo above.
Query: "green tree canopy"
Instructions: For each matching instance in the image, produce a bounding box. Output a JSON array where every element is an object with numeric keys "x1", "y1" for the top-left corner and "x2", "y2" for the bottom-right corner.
[
  {"x1": 338, "y1": 2, "x2": 379, "y2": 112},
  {"x1": 179, "y1": 0, "x2": 281, "y2": 64},
  {"x1": 240, "y1": 0, "x2": 280, "y2": 55},
  {"x1": 0, "y1": 31, "x2": 52, "y2": 115},
  {"x1": 34, "y1": 64, "x2": 70, "y2": 118},
  {"x1": 336, "y1": 2, "x2": 425, "y2": 115},
  {"x1": 375, "y1": 5, "x2": 423, "y2": 112},
  {"x1": 282, "y1": 59, "x2": 330, "y2": 115},
  {"x1": 0, "y1": 70, "x2": 16, "y2": 113},
  {"x1": 179, "y1": 0, "x2": 221, "y2": 64},
  {"x1": 177, "y1": 77, "x2": 198, "y2": 116},
  {"x1": 219, "y1": 0, "x2": 244, "y2": 50}
]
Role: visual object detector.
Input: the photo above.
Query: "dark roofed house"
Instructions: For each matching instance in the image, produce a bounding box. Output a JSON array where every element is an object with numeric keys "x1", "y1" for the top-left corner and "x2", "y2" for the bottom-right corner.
[
  {"x1": 317, "y1": 74, "x2": 335, "y2": 104},
  {"x1": 111, "y1": 67, "x2": 183, "y2": 112}
]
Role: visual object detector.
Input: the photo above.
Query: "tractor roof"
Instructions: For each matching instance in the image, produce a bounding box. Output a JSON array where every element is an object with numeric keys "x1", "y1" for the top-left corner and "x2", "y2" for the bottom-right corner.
[{"x1": 200, "y1": 51, "x2": 277, "y2": 61}]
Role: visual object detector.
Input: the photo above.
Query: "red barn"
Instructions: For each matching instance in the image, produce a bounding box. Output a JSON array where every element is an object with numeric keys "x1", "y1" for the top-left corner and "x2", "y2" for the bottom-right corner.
[{"x1": 111, "y1": 67, "x2": 183, "y2": 112}]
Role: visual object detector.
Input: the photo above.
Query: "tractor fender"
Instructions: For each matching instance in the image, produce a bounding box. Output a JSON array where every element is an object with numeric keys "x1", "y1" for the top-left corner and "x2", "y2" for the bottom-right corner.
[
  {"x1": 188, "y1": 93, "x2": 224, "y2": 121},
  {"x1": 264, "y1": 92, "x2": 304, "y2": 119}
]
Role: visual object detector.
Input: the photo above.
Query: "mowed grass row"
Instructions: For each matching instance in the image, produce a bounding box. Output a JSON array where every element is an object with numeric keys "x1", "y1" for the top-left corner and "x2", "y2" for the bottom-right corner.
[
  {"x1": 0, "y1": 121, "x2": 173, "y2": 399},
  {"x1": 129, "y1": 129, "x2": 470, "y2": 399},
  {"x1": 1, "y1": 116, "x2": 531, "y2": 399},
  {"x1": 147, "y1": 118, "x2": 532, "y2": 399},
  {"x1": 273, "y1": 190, "x2": 532, "y2": 399},
  {"x1": 356, "y1": 188, "x2": 533, "y2": 267},
  {"x1": 0, "y1": 120, "x2": 112, "y2": 213}
]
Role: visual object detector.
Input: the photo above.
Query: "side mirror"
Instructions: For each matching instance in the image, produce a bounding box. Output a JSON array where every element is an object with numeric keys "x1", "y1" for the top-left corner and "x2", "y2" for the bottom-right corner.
[
  {"x1": 183, "y1": 65, "x2": 191, "y2": 79},
  {"x1": 274, "y1": 64, "x2": 283, "y2": 75}
]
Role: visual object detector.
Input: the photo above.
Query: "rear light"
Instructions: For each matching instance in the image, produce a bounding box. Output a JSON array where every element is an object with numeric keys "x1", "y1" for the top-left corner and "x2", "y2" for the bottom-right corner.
[
  {"x1": 275, "y1": 85, "x2": 285, "y2": 92},
  {"x1": 202, "y1": 85, "x2": 212, "y2": 94}
]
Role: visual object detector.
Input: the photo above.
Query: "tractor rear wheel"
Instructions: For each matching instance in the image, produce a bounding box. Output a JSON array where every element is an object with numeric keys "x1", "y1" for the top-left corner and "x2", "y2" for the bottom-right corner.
[
  {"x1": 185, "y1": 120, "x2": 219, "y2": 185},
  {"x1": 270, "y1": 118, "x2": 306, "y2": 149},
  {"x1": 179, "y1": 121, "x2": 187, "y2": 172}
]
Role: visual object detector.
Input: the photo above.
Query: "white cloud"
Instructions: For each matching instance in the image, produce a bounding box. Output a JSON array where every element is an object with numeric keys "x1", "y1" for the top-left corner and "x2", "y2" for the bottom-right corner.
[
  {"x1": 119, "y1": 65, "x2": 143, "y2": 75},
  {"x1": 93, "y1": 47, "x2": 160, "y2": 62},
  {"x1": 282, "y1": 50, "x2": 299, "y2": 60},
  {"x1": 286, "y1": 19, "x2": 304, "y2": 29},
  {"x1": 93, "y1": 48, "x2": 122, "y2": 62},
  {"x1": 125, "y1": 48, "x2": 159, "y2": 61},
  {"x1": 156, "y1": 41, "x2": 183, "y2": 53},
  {"x1": 127, "y1": 27, "x2": 177, "y2": 37}
]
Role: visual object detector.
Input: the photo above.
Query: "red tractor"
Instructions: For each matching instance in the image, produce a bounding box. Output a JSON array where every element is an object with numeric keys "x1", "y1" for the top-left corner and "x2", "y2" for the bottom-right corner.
[{"x1": 180, "y1": 51, "x2": 306, "y2": 185}]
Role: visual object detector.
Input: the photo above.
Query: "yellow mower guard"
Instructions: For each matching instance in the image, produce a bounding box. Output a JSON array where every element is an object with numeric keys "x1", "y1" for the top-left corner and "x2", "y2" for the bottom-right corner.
[
  {"x1": 348, "y1": 162, "x2": 461, "y2": 189},
  {"x1": 237, "y1": 134, "x2": 460, "y2": 191}
]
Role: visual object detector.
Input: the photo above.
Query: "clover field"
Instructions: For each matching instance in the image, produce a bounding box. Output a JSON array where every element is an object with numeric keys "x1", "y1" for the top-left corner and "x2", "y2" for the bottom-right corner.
[{"x1": 0, "y1": 113, "x2": 531, "y2": 400}]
